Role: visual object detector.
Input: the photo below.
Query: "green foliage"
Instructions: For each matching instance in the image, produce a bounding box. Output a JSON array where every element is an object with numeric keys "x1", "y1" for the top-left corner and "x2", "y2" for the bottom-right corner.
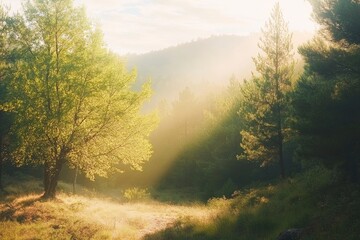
[
  {"x1": 0, "y1": 4, "x2": 14, "y2": 191},
  {"x1": 122, "y1": 187, "x2": 150, "y2": 202},
  {"x1": 238, "y1": 3, "x2": 295, "y2": 178},
  {"x1": 309, "y1": 0, "x2": 360, "y2": 45},
  {"x1": 292, "y1": 0, "x2": 360, "y2": 181},
  {"x1": 146, "y1": 167, "x2": 360, "y2": 240},
  {"x1": 156, "y1": 79, "x2": 280, "y2": 200},
  {"x1": 2, "y1": 0, "x2": 156, "y2": 197}
]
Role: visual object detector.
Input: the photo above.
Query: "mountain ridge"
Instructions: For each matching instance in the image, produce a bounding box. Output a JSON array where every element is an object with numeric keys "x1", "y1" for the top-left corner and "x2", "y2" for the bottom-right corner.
[{"x1": 125, "y1": 32, "x2": 313, "y2": 108}]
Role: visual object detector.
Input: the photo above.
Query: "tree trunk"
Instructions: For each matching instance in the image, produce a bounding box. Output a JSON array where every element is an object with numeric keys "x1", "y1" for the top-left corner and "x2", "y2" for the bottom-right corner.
[
  {"x1": 42, "y1": 159, "x2": 64, "y2": 199},
  {"x1": 276, "y1": 105, "x2": 286, "y2": 179},
  {"x1": 278, "y1": 131, "x2": 285, "y2": 179},
  {"x1": 43, "y1": 161, "x2": 50, "y2": 192},
  {"x1": 73, "y1": 166, "x2": 78, "y2": 194}
]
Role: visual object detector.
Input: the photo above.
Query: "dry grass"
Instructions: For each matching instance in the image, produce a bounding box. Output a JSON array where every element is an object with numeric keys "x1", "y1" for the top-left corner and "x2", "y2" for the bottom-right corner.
[{"x1": 0, "y1": 191, "x2": 216, "y2": 240}]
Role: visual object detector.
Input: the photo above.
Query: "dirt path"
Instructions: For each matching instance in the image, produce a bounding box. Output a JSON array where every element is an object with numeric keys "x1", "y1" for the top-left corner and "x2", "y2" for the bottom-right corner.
[{"x1": 62, "y1": 195, "x2": 215, "y2": 239}]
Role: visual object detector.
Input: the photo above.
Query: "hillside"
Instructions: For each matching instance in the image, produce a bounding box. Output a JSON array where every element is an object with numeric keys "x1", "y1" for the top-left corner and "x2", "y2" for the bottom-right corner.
[{"x1": 125, "y1": 33, "x2": 313, "y2": 108}]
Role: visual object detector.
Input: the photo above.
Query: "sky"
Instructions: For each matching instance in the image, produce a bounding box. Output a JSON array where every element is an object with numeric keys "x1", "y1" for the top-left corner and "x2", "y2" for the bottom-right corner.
[{"x1": 1, "y1": 0, "x2": 317, "y2": 55}]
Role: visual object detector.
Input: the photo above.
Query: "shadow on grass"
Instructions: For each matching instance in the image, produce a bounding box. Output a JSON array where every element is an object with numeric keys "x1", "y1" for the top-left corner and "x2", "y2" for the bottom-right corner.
[
  {"x1": 0, "y1": 194, "x2": 44, "y2": 222},
  {"x1": 143, "y1": 221, "x2": 217, "y2": 240},
  {"x1": 143, "y1": 167, "x2": 360, "y2": 240},
  {"x1": 142, "y1": 215, "x2": 281, "y2": 240}
]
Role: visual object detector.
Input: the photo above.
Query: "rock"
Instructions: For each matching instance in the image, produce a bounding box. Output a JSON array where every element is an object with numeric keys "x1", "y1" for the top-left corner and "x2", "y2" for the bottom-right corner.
[{"x1": 277, "y1": 228, "x2": 303, "y2": 240}]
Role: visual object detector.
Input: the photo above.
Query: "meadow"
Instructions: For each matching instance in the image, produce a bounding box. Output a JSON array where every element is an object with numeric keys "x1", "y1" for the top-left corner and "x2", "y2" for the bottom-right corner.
[
  {"x1": 1, "y1": 167, "x2": 359, "y2": 240},
  {"x1": 0, "y1": 174, "x2": 217, "y2": 240}
]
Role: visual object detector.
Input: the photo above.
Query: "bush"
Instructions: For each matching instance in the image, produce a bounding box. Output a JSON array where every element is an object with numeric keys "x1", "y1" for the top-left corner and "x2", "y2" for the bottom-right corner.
[{"x1": 122, "y1": 187, "x2": 150, "y2": 202}]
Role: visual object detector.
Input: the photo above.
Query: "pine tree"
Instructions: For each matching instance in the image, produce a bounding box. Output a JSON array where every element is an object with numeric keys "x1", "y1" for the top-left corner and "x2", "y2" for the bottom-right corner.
[
  {"x1": 239, "y1": 3, "x2": 294, "y2": 178},
  {"x1": 292, "y1": 0, "x2": 360, "y2": 182}
]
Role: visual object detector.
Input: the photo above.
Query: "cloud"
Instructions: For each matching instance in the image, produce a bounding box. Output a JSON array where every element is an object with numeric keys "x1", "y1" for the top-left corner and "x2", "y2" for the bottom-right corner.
[
  {"x1": 89, "y1": 0, "x2": 316, "y2": 54},
  {"x1": 1, "y1": 0, "x2": 316, "y2": 54},
  {"x1": 94, "y1": 0, "x2": 260, "y2": 53}
]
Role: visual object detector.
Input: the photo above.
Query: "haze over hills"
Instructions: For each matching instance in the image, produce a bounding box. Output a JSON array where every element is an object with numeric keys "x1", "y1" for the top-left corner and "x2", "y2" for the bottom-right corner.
[{"x1": 125, "y1": 32, "x2": 313, "y2": 108}]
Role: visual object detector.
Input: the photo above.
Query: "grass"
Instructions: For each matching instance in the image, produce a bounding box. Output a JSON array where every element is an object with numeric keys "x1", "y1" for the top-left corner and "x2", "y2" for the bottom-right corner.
[
  {"x1": 144, "y1": 166, "x2": 360, "y2": 240},
  {"x1": 1, "y1": 167, "x2": 360, "y2": 239},
  {"x1": 0, "y1": 174, "x2": 216, "y2": 240}
]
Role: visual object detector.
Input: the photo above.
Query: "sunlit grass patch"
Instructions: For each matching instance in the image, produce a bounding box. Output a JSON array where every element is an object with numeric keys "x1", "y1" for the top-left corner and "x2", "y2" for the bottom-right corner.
[
  {"x1": 58, "y1": 193, "x2": 215, "y2": 239},
  {"x1": 0, "y1": 176, "x2": 216, "y2": 240},
  {"x1": 2, "y1": 167, "x2": 359, "y2": 239}
]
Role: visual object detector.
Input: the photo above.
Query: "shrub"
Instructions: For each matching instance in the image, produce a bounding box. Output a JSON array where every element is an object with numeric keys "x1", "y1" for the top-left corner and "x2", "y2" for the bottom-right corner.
[{"x1": 122, "y1": 187, "x2": 150, "y2": 202}]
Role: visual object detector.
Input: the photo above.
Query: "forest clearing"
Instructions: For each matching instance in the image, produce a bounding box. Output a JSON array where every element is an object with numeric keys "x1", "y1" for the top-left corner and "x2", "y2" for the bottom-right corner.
[
  {"x1": 0, "y1": 175, "x2": 215, "y2": 240},
  {"x1": 1, "y1": 167, "x2": 360, "y2": 240},
  {"x1": 0, "y1": 0, "x2": 359, "y2": 239}
]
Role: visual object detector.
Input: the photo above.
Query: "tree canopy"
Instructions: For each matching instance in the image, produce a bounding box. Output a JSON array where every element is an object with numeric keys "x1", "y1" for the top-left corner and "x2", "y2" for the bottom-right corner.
[
  {"x1": 2, "y1": 0, "x2": 156, "y2": 198},
  {"x1": 292, "y1": 0, "x2": 360, "y2": 181}
]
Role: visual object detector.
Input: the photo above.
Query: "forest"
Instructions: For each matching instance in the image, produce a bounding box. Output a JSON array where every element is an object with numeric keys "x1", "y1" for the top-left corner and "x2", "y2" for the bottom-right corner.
[{"x1": 0, "y1": 0, "x2": 359, "y2": 239}]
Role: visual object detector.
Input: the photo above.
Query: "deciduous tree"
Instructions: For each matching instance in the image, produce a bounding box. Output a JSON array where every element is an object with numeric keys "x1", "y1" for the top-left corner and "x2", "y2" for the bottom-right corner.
[
  {"x1": 0, "y1": 4, "x2": 12, "y2": 191},
  {"x1": 6, "y1": 0, "x2": 156, "y2": 198}
]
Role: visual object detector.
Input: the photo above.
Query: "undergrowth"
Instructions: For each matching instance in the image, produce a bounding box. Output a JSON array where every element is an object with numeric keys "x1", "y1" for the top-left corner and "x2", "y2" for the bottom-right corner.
[
  {"x1": 0, "y1": 174, "x2": 213, "y2": 240},
  {"x1": 1, "y1": 167, "x2": 359, "y2": 240},
  {"x1": 144, "y1": 166, "x2": 360, "y2": 240}
]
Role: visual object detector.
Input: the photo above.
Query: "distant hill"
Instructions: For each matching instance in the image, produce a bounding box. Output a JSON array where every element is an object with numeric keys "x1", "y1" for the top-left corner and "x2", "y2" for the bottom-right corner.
[{"x1": 124, "y1": 33, "x2": 313, "y2": 108}]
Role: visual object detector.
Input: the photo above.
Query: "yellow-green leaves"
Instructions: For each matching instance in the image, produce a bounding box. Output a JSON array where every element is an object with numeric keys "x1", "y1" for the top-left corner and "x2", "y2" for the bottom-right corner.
[{"x1": 5, "y1": 0, "x2": 156, "y2": 186}]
